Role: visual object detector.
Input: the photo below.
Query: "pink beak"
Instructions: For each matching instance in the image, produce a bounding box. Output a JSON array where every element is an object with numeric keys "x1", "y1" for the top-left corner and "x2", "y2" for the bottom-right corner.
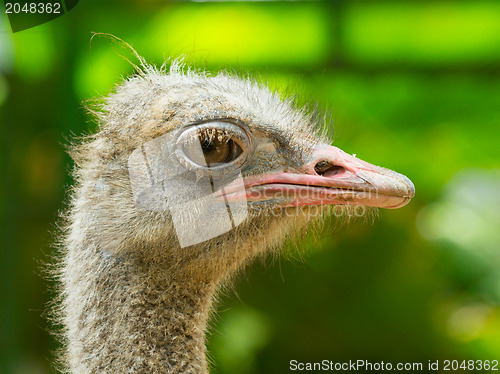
[{"x1": 220, "y1": 145, "x2": 415, "y2": 209}]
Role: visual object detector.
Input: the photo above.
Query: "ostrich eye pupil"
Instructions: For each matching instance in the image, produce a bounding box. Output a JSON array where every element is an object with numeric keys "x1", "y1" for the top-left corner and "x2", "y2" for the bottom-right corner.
[
  {"x1": 201, "y1": 139, "x2": 216, "y2": 152},
  {"x1": 199, "y1": 136, "x2": 230, "y2": 166},
  {"x1": 181, "y1": 130, "x2": 243, "y2": 167}
]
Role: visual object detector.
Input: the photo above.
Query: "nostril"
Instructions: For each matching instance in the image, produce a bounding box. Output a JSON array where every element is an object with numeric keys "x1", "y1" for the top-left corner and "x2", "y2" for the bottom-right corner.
[
  {"x1": 314, "y1": 160, "x2": 332, "y2": 174},
  {"x1": 314, "y1": 160, "x2": 344, "y2": 177}
]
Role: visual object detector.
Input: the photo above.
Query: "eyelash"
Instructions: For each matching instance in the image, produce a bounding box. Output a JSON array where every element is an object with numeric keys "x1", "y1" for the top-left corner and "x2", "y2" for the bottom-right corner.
[
  {"x1": 180, "y1": 122, "x2": 249, "y2": 147},
  {"x1": 196, "y1": 129, "x2": 232, "y2": 144}
]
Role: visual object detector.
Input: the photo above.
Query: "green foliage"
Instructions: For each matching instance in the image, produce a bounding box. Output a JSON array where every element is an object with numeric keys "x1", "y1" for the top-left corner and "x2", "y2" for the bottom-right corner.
[{"x1": 344, "y1": 2, "x2": 500, "y2": 65}]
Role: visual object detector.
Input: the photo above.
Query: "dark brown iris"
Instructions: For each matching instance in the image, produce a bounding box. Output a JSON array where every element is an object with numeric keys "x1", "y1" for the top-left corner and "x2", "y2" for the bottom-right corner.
[{"x1": 183, "y1": 133, "x2": 242, "y2": 167}]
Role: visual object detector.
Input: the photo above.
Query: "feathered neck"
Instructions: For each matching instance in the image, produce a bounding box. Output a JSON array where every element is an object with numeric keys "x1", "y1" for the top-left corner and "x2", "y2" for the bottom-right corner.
[{"x1": 62, "y1": 238, "x2": 217, "y2": 373}]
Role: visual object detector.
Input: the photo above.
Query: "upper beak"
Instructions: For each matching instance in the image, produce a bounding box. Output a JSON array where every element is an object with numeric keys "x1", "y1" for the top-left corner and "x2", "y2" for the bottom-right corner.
[{"x1": 220, "y1": 145, "x2": 415, "y2": 209}]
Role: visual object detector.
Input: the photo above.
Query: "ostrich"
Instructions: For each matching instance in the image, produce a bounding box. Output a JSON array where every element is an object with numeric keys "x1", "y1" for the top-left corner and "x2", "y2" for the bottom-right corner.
[{"x1": 58, "y1": 59, "x2": 414, "y2": 373}]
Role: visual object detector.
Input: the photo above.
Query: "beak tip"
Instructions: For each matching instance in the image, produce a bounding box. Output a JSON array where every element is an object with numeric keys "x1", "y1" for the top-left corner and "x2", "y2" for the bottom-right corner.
[
  {"x1": 401, "y1": 173, "x2": 416, "y2": 198},
  {"x1": 386, "y1": 196, "x2": 413, "y2": 209},
  {"x1": 389, "y1": 173, "x2": 415, "y2": 209}
]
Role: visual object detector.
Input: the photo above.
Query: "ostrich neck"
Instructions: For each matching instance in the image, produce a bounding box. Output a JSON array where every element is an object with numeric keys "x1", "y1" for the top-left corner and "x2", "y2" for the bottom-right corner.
[{"x1": 63, "y1": 238, "x2": 217, "y2": 374}]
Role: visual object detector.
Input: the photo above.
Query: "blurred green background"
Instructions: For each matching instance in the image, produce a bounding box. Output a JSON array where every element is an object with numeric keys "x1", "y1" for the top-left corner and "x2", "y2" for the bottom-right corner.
[{"x1": 1, "y1": 0, "x2": 500, "y2": 373}]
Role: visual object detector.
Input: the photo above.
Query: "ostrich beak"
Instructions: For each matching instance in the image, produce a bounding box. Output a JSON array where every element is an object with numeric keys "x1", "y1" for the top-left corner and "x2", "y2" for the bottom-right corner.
[{"x1": 220, "y1": 145, "x2": 415, "y2": 209}]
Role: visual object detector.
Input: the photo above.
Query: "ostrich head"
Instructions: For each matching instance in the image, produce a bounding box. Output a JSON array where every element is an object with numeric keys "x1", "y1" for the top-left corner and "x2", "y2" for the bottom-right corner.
[
  {"x1": 62, "y1": 59, "x2": 414, "y2": 373},
  {"x1": 72, "y1": 61, "x2": 413, "y2": 280}
]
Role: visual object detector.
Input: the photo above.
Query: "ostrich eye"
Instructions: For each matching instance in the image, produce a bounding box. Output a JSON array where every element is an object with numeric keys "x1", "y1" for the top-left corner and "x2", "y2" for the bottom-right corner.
[
  {"x1": 184, "y1": 135, "x2": 242, "y2": 167},
  {"x1": 177, "y1": 121, "x2": 250, "y2": 169}
]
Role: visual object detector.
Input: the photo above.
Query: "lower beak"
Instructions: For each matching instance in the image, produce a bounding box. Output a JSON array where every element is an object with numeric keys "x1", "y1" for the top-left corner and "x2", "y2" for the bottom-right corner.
[{"x1": 220, "y1": 145, "x2": 415, "y2": 209}]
